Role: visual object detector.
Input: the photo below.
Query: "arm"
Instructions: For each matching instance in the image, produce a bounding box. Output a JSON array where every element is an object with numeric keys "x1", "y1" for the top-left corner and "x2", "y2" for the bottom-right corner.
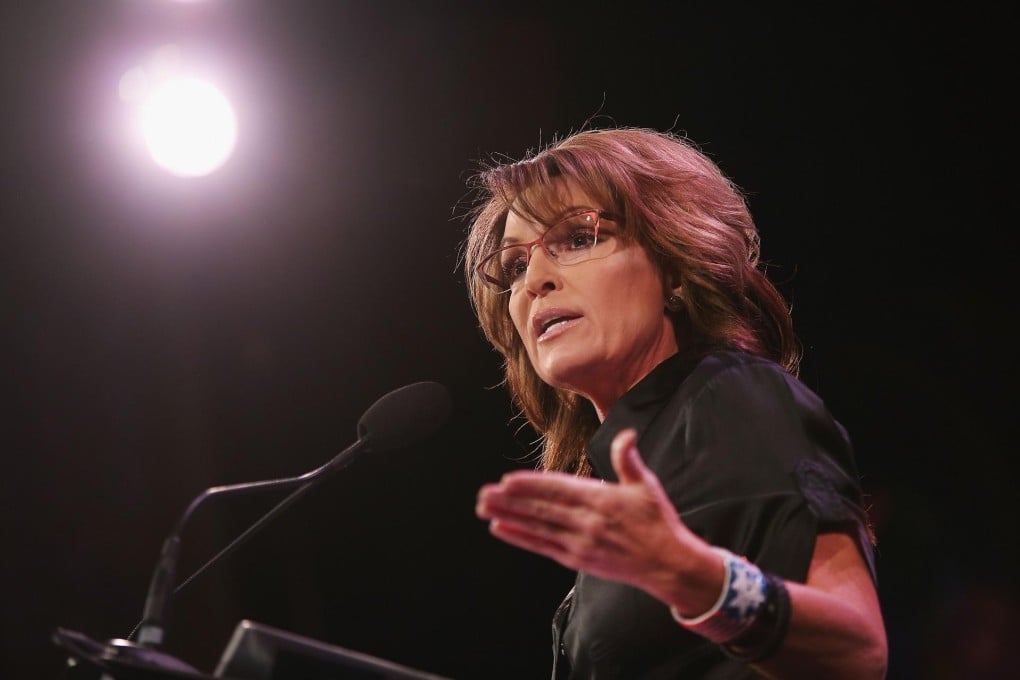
[
  {"x1": 767, "y1": 531, "x2": 887, "y2": 679},
  {"x1": 476, "y1": 428, "x2": 887, "y2": 679}
]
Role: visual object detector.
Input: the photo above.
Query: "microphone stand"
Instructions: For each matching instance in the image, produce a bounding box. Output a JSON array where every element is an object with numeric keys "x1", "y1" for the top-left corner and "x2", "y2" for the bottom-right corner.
[
  {"x1": 53, "y1": 380, "x2": 451, "y2": 679},
  {"x1": 54, "y1": 438, "x2": 368, "y2": 679},
  {"x1": 136, "y1": 437, "x2": 366, "y2": 646}
]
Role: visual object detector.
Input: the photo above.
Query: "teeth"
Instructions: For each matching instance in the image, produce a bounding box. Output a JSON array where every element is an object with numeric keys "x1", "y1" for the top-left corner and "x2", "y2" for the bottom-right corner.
[{"x1": 542, "y1": 317, "x2": 569, "y2": 333}]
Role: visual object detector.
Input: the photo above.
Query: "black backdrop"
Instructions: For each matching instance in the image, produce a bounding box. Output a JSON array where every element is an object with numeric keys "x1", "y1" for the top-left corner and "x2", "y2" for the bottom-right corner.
[{"x1": 1, "y1": 3, "x2": 1016, "y2": 679}]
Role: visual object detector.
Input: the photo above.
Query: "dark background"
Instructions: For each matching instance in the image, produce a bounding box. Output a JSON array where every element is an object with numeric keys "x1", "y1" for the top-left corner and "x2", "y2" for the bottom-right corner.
[{"x1": 1, "y1": 2, "x2": 1016, "y2": 679}]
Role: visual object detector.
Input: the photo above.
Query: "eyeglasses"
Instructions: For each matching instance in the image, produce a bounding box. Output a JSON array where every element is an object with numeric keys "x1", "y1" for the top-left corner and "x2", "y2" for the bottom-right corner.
[{"x1": 475, "y1": 210, "x2": 619, "y2": 293}]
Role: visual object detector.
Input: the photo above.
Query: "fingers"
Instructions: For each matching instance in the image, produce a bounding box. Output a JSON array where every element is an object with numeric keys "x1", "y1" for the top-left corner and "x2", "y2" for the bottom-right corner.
[
  {"x1": 482, "y1": 470, "x2": 598, "y2": 505},
  {"x1": 476, "y1": 482, "x2": 585, "y2": 531},
  {"x1": 610, "y1": 428, "x2": 648, "y2": 485},
  {"x1": 477, "y1": 429, "x2": 645, "y2": 532},
  {"x1": 609, "y1": 428, "x2": 678, "y2": 518},
  {"x1": 477, "y1": 483, "x2": 597, "y2": 571},
  {"x1": 487, "y1": 518, "x2": 581, "y2": 571}
]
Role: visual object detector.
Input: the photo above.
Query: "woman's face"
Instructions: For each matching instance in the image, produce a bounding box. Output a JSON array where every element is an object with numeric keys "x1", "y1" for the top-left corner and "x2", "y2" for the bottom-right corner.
[{"x1": 504, "y1": 180, "x2": 679, "y2": 419}]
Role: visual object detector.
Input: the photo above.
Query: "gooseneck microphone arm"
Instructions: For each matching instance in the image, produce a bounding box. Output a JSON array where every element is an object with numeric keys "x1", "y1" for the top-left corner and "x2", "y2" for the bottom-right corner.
[
  {"x1": 133, "y1": 437, "x2": 368, "y2": 647},
  {"x1": 129, "y1": 380, "x2": 453, "y2": 651}
]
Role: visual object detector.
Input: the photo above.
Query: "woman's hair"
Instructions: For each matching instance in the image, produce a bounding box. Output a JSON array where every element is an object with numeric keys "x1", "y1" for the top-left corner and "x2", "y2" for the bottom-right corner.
[{"x1": 462, "y1": 127, "x2": 801, "y2": 475}]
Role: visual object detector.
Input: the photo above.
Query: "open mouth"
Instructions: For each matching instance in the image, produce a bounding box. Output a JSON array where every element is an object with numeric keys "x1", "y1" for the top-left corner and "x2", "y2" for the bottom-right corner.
[
  {"x1": 541, "y1": 316, "x2": 576, "y2": 334},
  {"x1": 533, "y1": 310, "x2": 582, "y2": 339}
]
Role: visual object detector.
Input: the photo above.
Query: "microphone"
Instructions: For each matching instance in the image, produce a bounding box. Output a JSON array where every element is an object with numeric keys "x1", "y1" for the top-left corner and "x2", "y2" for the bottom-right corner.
[{"x1": 131, "y1": 380, "x2": 452, "y2": 650}]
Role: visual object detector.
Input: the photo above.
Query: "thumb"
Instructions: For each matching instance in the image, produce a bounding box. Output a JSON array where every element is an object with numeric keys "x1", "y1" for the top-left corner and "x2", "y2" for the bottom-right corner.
[{"x1": 610, "y1": 428, "x2": 649, "y2": 485}]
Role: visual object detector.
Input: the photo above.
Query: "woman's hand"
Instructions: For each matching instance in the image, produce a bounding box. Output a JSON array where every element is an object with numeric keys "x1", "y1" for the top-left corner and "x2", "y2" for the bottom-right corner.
[{"x1": 476, "y1": 428, "x2": 722, "y2": 615}]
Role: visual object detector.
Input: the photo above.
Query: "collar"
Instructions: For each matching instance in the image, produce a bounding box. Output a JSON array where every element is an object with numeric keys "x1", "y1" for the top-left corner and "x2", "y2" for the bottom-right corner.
[{"x1": 586, "y1": 349, "x2": 705, "y2": 480}]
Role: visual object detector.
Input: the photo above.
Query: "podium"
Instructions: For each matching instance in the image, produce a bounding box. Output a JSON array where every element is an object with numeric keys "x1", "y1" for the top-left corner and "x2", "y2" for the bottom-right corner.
[{"x1": 54, "y1": 621, "x2": 453, "y2": 680}]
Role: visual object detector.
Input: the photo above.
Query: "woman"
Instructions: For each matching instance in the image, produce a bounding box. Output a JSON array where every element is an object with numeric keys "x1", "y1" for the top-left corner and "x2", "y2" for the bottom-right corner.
[{"x1": 464, "y1": 128, "x2": 887, "y2": 679}]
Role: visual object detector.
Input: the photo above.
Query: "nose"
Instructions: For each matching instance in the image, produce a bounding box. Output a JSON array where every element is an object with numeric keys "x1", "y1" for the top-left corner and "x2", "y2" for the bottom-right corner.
[{"x1": 523, "y1": 243, "x2": 560, "y2": 295}]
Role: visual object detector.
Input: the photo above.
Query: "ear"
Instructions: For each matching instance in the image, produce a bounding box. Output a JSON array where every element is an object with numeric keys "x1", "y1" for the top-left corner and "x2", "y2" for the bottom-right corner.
[
  {"x1": 659, "y1": 276, "x2": 682, "y2": 298},
  {"x1": 665, "y1": 289, "x2": 684, "y2": 312}
]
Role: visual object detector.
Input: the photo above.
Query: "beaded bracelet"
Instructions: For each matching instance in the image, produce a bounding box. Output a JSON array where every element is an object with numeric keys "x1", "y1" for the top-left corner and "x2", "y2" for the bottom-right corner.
[
  {"x1": 670, "y1": 548, "x2": 768, "y2": 644},
  {"x1": 670, "y1": 548, "x2": 792, "y2": 663},
  {"x1": 722, "y1": 572, "x2": 791, "y2": 663}
]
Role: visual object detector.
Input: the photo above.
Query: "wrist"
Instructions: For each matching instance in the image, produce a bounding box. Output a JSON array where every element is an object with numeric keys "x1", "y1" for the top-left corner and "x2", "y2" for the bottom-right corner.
[
  {"x1": 670, "y1": 548, "x2": 766, "y2": 640},
  {"x1": 669, "y1": 546, "x2": 795, "y2": 664},
  {"x1": 668, "y1": 548, "x2": 792, "y2": 663},
  {"x1": 721, "y1": 572, "x2": 791, "y2": 663},
  {"x1": 658, "y1": 542, "x2": 726, "y2": 618}
]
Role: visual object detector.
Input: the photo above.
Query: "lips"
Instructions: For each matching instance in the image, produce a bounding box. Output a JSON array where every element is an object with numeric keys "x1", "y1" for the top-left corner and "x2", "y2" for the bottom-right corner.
[{"x1": 532, "y1": 308, "x2": 582, "y2": 340}]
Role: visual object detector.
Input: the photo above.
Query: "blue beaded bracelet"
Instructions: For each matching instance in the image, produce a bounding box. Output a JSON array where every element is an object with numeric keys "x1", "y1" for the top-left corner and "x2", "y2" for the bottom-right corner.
[{"x1": 670, "y1": 548, "x2": 768, "y2": 644}]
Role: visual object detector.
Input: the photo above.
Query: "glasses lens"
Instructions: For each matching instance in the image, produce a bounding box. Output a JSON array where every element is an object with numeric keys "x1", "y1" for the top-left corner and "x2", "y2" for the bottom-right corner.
[
  {"x1": 476, "y1": 211, "x2": 603, "y2": 291},
  {"x1": 544, "y1": 211, "x2": 600, "y2": 265},
  {"x1": 493, "y1": 245, "x2": 528, "y2": 290}
]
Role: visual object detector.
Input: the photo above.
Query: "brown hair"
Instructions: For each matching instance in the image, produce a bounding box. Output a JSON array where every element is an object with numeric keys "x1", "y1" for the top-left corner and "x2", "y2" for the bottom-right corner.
[{"x1": 462, "y1": 127, "x2": 801, "y2": 475}]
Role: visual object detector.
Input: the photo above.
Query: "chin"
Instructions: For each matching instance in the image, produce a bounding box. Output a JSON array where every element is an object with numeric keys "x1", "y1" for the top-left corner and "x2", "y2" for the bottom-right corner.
[{"x1": 535, "y1": 351, "x2": 601, "y2": 395}]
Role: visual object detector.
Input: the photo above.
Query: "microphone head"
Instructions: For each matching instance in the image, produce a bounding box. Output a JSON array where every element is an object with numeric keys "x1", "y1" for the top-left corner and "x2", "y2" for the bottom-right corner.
[{"x1": 357, "y1": 381, "x2": 453, "y2": 452}]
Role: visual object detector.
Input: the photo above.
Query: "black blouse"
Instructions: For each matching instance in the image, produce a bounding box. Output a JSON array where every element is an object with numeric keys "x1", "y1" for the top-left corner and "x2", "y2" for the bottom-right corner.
[{"x1": 553, "y1": 350, "x2": 875, "y2": 679}]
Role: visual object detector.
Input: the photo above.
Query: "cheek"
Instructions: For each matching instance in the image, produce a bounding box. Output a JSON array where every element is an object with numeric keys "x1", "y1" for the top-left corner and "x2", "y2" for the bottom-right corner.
[
  {"x1": 508, "y1": 294, "x2": 530, "y2": 344},
  {"x1": 592, "y1": 277, "x2": 668, "y2": 350},
  {"x1": 602, "y1": 261, "x2": 665, "y2": 321}
]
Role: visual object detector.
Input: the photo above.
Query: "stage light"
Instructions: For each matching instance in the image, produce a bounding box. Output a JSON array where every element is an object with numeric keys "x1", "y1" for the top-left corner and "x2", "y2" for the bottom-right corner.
[{"x1": 137, "y1": 77, "x2": 238, "y2": 178}]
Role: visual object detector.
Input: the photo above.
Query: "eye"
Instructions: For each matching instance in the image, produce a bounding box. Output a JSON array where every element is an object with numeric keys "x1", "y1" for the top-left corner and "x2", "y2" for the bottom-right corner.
[
  {"x1": 551, "y1": 218, "x2": 598, "y2": 252},
  {"x1": 566, "y1": 228, "x2": 598, "y2": 250},
  {"x1": 499, "y1": 247, "x2": 529, "y2": 284}
]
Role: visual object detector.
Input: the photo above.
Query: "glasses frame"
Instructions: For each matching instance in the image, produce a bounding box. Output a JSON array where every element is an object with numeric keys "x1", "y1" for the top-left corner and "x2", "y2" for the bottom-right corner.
[{"x1": 475, "y1": 209, "x2": 618, "y2": 292}]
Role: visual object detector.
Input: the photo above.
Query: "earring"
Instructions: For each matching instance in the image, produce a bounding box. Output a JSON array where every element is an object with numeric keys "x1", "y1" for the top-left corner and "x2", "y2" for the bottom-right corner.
[{"x1": 666, "y1": 294, "x2": 683, "y2": 312}]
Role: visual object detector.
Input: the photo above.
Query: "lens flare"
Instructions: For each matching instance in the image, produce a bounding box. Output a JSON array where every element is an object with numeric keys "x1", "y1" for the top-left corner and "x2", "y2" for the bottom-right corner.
[{"x1": 139, "y1": 77, "x2": 237, "y2": 178}]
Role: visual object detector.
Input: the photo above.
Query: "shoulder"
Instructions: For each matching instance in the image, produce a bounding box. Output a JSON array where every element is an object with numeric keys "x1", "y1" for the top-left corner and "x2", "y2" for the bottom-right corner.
[
  {"x1": 677, "y1": 350, "x2": 822, "y2": 421},
  {"x1": 659, "y1": 350, "x2": 859, "y2": 498},
  {"x1": 657, "y1": 352, "x2": 877, "y2": 582},
  {"x1": 689, "y1": 350, "x2": 798, "y2": 390}
]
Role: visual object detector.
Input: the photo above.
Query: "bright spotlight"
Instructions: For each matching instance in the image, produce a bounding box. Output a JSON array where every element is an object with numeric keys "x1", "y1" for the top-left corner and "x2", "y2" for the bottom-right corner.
[{"x1": 139, "y1": 77, "x2": 238, "y2": 178}]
